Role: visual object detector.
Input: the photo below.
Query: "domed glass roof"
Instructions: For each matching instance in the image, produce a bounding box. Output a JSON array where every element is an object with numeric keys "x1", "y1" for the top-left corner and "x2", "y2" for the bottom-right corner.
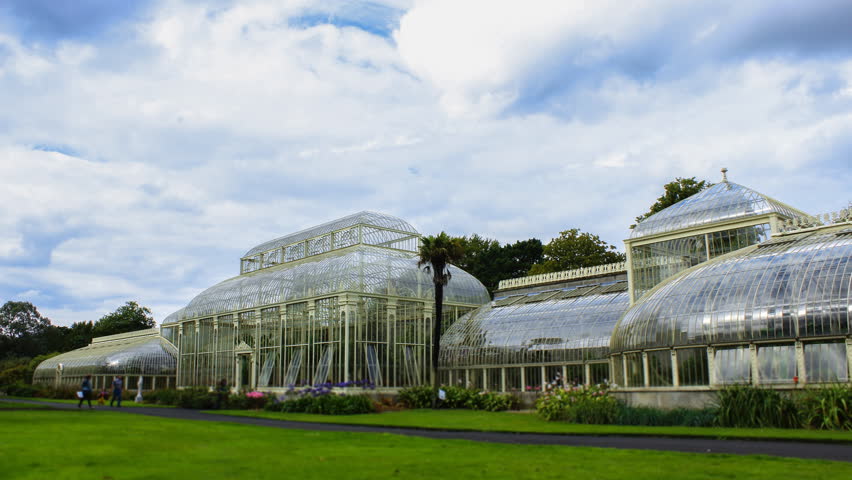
[
  {"x1": 169, "y1": 245, "x2": 490, "y2": 322},
  {"x1": 630, "y1": 181, "x2": 806, "y2": 239},
  {"x1": 612, "y1": 225, "x2": 852, "y2": 352},
  {"x1": 33, "y1": 330, "x2": 177, "y2": 381},
  {"x1": 441, "y1": 282, "x2": 630, "y2": 368},
  {"x1": 244, "y1": 211, "x2": 418, "y2": 258}
]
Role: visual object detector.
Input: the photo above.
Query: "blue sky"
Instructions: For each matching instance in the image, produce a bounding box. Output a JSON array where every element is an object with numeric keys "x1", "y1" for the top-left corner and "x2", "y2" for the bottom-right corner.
[{"x1": 1, "y1": 0, "x2": 850, "y2": 326}]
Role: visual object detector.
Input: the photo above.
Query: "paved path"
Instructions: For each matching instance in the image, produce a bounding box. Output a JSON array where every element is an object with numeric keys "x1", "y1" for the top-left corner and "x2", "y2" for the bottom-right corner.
[{"x1": 2, "y1": 398, "x2": 850, "y2": 462}]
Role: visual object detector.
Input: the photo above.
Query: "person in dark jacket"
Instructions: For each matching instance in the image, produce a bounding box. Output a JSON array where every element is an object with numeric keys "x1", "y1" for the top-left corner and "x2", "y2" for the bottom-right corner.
[
  {"x1": 110, "y1": 376, "x2": 123, "y2": 407},
  {"x1": 215, "y1": 378, "x2": 228, "y2": 409},
  {"x1": 78, "y1": 375, "x2": 93, "y2": 408}
]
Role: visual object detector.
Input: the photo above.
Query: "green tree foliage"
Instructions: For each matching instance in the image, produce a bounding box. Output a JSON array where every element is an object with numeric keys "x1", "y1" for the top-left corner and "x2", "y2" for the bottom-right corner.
[
  {"x1": 0, "y1": 301, "x2": 54, "y2": 358},
  {"x1": 454, "y1": 235, "x2": 544, "y2": 295},
  {"x1": 418, "y1": 232, "x2": 465, "y2": 408},
  {"x1": 528, "y1": 229, "x2": 625, "y2": 275},
  {"x1": 92, "y1": 301, "x2": 155, "y2": 338},
  {"x1": 634, "y1": 177, "x2": 713, "y2": 224}
]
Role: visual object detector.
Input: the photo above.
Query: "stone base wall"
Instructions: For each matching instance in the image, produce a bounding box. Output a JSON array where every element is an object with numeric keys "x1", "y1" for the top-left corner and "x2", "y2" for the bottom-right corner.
[{"x1": 613, "y1": 390, "x2": 717, "y2": 409}]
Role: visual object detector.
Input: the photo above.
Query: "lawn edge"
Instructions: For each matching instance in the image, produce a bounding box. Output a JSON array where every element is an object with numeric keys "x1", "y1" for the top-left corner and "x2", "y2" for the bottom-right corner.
[{"x1": 201, "y1": 409, "x2": 852, "y2": 445}]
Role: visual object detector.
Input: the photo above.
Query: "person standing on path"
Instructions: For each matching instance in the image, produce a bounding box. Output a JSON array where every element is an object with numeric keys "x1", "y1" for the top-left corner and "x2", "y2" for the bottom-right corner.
[
  {"x1": 77, "y1": 375, "x2": 93, "y2": 408},
  {"x1": 110, "y1": 375, "x2": 123, "y2": 407},
  {"x1": 215, "y1": 378, "x2": 228, "y2": 409}
]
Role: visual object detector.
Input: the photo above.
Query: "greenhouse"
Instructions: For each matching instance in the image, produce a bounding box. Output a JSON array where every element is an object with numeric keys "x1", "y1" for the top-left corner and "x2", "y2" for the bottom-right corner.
[
  {"x1": 32, "y1": 329, "x2": 177, "y2": 391},
  {"x1": 611, "y1": 221, "x2": 852, "y2": 389},
  {"x1": 440, "y1": 276, "x2": 629, "y2": 392},
  {"x1": 625, "y1": 174, "x2": 807, "y2": 302},
  {"x1": 161, "y1": 211, "x2": 490, "y2": 391}
]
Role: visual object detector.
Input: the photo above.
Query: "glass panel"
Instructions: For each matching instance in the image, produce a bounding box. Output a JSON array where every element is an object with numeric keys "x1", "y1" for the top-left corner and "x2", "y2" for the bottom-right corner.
[
  {"x1": 758, "y1": 344, "x2": 797, "y2": 384},
  {"x1": 505, "y1": 367, "x2": 522, "y2": 392},
  {"x1": 631, "y1": 233, "x2": 707, "y2": 300},
  {"x1": 715, "y1": 347, "x2": 751, "y2": 384},
  {"x1": 677, "y1": 348, "x2": 709, "y2": 386},
  {"x1": 625, "y1": 353, "x2": 644, "y2": 387},
  {"x1": 589, "y1": 363, "x2": 609, "y2": 385},
  {"x1": 524, "y1": 367, "x2": 542, "y2": 392},
  {"x1": 566, "y1": 364, "x2": 584, "y2": 386},
  {"x1": 648, "y1": 350, "x2": 672, "y2": 387},
  {"x1": 804, "y1": 342, "x2": 848, "y2": 382}
]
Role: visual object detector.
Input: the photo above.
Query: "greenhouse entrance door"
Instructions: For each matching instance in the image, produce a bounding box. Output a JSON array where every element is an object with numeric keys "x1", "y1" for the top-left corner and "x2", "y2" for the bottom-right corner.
[{"x1": 237, "y1": 354, "x2": 252, "y2": 390}]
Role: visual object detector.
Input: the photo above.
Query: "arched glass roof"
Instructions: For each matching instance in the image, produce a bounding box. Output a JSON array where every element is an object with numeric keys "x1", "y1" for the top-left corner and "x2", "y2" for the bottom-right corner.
[
  {"x1": 630, "y1": 181, "x2": 806, "y2": 239},
  {"x1": 161, "y1": 307, "x2": 184, "y2": 326},
  {"x1": 244, "y1": 211, "x2": 418, "y2": 258},
  {"x1": 33, "y1": 330, "x2": 177, "y2": 382},
  {"x1": 441, "y1": 282, "x2": 630, "y2": 368},
  {"x1": 612, "y1": 225, "x2": 852, "y2": 352},
  {"x1": 172, "y1": 245, "x2": 490, "y2": 322}
]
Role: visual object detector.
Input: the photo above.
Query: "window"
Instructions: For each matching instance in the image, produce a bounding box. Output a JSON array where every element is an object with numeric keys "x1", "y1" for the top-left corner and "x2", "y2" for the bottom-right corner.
[
  {"x1": 715, "y1": 347, "x2": 750, "y2": 384},
  {"x1": 677, "y1": 348, "x2": 709, "y2": 386},
  {"x1": 758, "y1": 344, "x2": 796, "y2": 384},
  {"x1": 648, "y1": 350, "x2": 672, "y2": 386},
  {"x1": 804, "y1": 342, "x2": 848, "y2": 382}
]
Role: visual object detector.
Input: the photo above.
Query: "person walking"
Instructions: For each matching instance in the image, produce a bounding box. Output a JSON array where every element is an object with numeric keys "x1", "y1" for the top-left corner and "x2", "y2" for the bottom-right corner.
[
  {"x1": 215, "y1": 378, "x2": 228, "y2": 409},
  {"x1": 78, "y1": 375, "x2": 93, "y2": 408},
  {"x1": 110, "y1": 375, "x2": 123, "y2": 408}
]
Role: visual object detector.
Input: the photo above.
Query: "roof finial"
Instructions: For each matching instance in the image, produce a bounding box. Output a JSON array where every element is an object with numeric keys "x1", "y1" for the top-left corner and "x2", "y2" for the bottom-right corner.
[{"x1": 721, "y1": 167, "x2": 728, "y2": 183}]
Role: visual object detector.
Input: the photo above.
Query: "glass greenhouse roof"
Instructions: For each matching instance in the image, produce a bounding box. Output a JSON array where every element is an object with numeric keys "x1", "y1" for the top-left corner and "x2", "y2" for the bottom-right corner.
[
  {"x1": 612, "y1": 224, "x2": 852, "y2": 352},
  {"x1": 630, "y1": 181, "x2": 806, "y2": 240},
  {"x1": 441, "y1": 282, "x2": 630, "y2": 368},
  {"x1": 243, "y1": 211, "x2": 418, "y2": 258},
  {"x1": 171, "y1": 245, "x2": 490, "y2": 322},
  {"x1": 33, "y1": 330, "x2": 177, "y2": 380}
]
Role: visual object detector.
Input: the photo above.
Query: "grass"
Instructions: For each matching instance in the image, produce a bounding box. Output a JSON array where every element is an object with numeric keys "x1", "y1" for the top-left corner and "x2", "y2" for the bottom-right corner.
[
  {"x1": 3, "y1": 396, "x2": 174, "y2": 408},
  {"x1": 0, "y1": 410, "x2": 849, "y2": 480},
  {"x1": 209, "y1": 409, "x2": 852, "y2": 443}
]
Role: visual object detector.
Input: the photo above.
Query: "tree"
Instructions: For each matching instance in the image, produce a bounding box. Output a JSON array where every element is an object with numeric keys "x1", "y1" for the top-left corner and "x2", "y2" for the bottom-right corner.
[
  {"x1": 528, "y1": 229, "x2": 625, "y2": 275},
  {"x1": 92, "y1": 301, "x2": 155, "y2": 338},
  {"x1": 454, "y1": 235, "x2": 544, "y2": 295},
  {"x1": 0, "y1": 301, "x2": 53, "y2": 358},
  {"x1": 635, "y1": 177, "x2": 713, "y2": 224},
  {"x1": 417, "y1": 232, "x2": 465, "y2": 408}
]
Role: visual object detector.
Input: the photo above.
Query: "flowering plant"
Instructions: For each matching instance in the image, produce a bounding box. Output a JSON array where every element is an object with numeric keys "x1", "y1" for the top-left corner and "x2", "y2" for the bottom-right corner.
[{"x1": 536, "y1": 384, "x2": 620, "y2": 423}]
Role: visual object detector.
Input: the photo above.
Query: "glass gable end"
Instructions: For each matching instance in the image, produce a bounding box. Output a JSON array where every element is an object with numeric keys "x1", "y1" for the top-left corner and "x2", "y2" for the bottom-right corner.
[{"x1": 630, "y1": 182, "x2": 805, "y2": 240}]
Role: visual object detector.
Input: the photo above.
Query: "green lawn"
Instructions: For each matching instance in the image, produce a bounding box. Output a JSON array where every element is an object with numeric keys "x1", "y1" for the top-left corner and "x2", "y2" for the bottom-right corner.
[
  {"x1": 0, "y1": 410, "x2": 849, "y2": 480},
  {"x1": 210, "y1": 409, "x2": 852, "y2": 443},
  {"x1": 4, "y1": 396, "x2": 173, "y2": 408}
]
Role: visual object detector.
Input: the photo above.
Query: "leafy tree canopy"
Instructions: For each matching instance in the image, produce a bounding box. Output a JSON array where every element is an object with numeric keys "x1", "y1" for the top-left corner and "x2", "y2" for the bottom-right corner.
[
  {"x1": 0, "y1": 301, "x2": 51, "y2": 338},
  {"x1": 528, "y1": 229, "x2": 625, "y2": 275},
  {"x1": 92, "y1": 301, "x2": 155, "y2": 338},
  {"x1": 635, "y1": 176, "x2": 713, "y2": 224},
  {"x1": 454, "y1": 235, "x2": 544, "y2": 295}
]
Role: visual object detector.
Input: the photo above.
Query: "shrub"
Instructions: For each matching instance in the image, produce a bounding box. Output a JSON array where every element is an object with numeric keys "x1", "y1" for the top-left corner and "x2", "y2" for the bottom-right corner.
[
  {"x1": 536, "y1": 384, "x2": 620, "y2": 424},
  {"x1": 142, "y1": 389, "x2": 180, "y2": 406},
  {"x1": 176, "y1": 387, "x2": 216, "y2": 409},
  {"x1": 398, "y1": 386, "x2": 434, "y2": 409},
  {"x1": 1, "y1": 382, "x2": 41, "y2": 397},
  {"x1": 276, "y1": 393, "x2": 375, "y2": 415},
  {"x1": 227, "y1": 391, "x2": 273, "y2": 410},
  {"x1": 715, "y1": 384, "x2": 799, "y2": 429},
  {"x1": 797, "y1": 384, "x2": 852, "y2": 431},
  {"x1": 616, "y1": 406, "x2": 717, "y2": 427}
]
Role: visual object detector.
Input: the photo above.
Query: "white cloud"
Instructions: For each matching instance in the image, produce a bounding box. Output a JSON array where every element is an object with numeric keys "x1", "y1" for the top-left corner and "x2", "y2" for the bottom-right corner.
[{"x1": 0, "y1": 0, "x2": 849, "y2": 326}]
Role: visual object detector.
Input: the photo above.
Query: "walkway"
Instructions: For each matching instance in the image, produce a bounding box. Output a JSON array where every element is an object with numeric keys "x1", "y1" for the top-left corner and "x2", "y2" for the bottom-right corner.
[{"x1": 2, "y1": 398, "x2": 850, "y2": 462}]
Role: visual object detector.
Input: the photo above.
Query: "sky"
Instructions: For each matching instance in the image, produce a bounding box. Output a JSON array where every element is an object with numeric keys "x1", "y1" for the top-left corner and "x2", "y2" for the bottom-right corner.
[{"x1": 1, "y1": 0, "x2": 850, "y2": 326}]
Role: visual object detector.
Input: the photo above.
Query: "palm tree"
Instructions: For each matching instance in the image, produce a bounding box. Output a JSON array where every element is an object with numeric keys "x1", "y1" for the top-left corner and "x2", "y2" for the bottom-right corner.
[{"x1": 417, "y1": 232, "x2": 465, "y2": 408}]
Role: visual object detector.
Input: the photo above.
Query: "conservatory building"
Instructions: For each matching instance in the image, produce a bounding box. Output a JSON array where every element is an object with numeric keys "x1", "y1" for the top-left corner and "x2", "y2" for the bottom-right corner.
[
  {"x1": 161, "y1": 212, "x2": 490, "y2": 391},
  {"x1": 33, "y1": 329, "x2": 177, "y2": 391},
  {"x1": 439, "y1": 171, "x2": 852, "y2": 402}
]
